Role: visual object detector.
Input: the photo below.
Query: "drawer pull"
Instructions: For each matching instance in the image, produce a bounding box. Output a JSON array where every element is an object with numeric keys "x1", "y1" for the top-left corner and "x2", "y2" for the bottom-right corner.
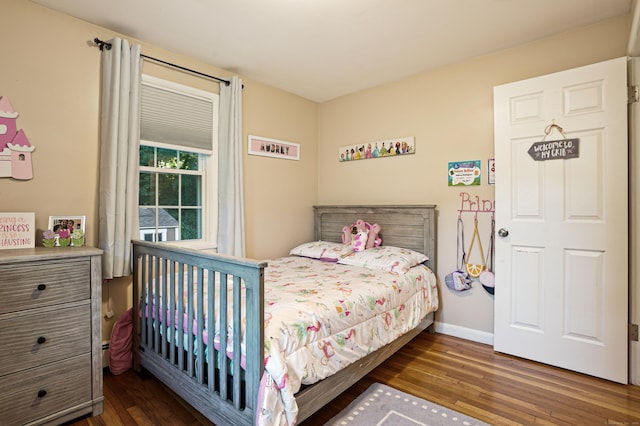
[
  {"x1": 37, "y1": 389, "x2": 47, "y2": 398},
  {"x1": 37, "y1": 336, "x2": 46, "y2": 345},
  {"x1": 37, "y1": 284, "x2": 47, "y2": 291}
]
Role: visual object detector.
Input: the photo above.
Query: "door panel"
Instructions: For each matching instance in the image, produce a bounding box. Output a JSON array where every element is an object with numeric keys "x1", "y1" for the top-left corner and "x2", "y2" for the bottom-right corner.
[
  {"x1": 494, "y1": 57, "x2": 628, "y2": 383},
  {"x1": 564, "y1": 249, "x2": 603, "y2": 341},
  {"x1": 511, "y1": 247, "x2": 544, "y2": 330},
  {"x1": 565, "y1": 130, "x2": 603, "y2": 219},
  {"x1": 513, "y1": 138, "x2": 544, "y2": 218}
]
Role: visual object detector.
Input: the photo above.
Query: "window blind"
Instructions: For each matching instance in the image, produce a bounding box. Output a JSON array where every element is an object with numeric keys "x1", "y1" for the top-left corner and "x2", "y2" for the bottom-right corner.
[{"x1": 140, "y1": 83, "x2": 214, "y2": 154}]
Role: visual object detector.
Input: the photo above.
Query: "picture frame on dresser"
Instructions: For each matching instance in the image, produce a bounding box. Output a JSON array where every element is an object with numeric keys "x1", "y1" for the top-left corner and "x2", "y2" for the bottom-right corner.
[{"x1": 48, "y1": 215, "x2": 85, "y2": 246}]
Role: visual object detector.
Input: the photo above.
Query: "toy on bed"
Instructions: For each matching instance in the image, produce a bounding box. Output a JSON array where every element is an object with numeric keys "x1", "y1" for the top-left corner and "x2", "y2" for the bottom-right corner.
[{"x1": 342, "y1": 219, "x2": 382, "y2": 251}]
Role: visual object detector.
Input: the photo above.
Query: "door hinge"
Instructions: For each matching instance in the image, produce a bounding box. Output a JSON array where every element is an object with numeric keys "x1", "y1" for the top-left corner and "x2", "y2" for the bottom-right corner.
[
  {"x1": 628, "y1": 86, "x2": 639, "y2": 104},
  {"x1": 631, "y1": 324, "x2": 639, "y2": 342}
]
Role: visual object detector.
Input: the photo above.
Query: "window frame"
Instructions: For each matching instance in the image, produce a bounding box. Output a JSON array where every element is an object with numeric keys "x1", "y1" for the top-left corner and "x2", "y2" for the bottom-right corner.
[{"x1": 139, "y1": 74, "x2": 219, "y2": 250}]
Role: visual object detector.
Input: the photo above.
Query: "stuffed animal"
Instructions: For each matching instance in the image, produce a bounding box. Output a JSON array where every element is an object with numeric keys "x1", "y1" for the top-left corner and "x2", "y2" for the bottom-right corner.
[
  {"x1": 351, "y1": 228, "x2": 368, "y2": 252},
  {"x1": 342, "y1": 226, "x2": 352, "y2": 244},
  {"x1": 343, "y1": 220, "x2": 382, "y2": 249},
  {"x1": 366, "y1": 223, "x2": 381, "y2": 249},
  {"x1": 344, "y1": 220, "x2": 365, "y2": 245}
]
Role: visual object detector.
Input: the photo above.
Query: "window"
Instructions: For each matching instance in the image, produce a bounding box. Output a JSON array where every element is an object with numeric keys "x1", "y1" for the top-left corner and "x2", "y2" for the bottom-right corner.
[
  {"x1": 140, "y1": 228, "x2": 166, "y2": 242},
  {"x1": 139, "y1": 75, "x2": 218, "y2": 247},
  {"x1": 138, "y1": 145, "x2": 202, "y2": 241}
]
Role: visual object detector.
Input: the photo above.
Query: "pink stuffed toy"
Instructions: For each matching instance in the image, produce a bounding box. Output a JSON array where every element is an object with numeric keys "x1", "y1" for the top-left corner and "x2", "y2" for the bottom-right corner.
[
  {"x1": 343, "y1": 220, "x2": 367, "y2": 245},
  {"x1": 351, "y1": 220, "x2": 368, "y2": 251},
  {"x1": 343, "y1": 220, "x2": 381, "y2": 249},
  {"x1": 366, "y1": 223, "x2": 381, "y2": 249},
  {"x1": 342, "y1": 226, "x2": 352, "y2": 244},
  {"x1": 352, "y1": 228, "x2": 368, "y2": 252}
]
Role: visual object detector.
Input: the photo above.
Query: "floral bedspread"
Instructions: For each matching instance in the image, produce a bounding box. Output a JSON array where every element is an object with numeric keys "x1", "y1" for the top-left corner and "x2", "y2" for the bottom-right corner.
[
  {"x1": 257, "y1": 256, "x2": 438, "y2": 425},
  {"x1": 144, "y1": 255, "x2": 437, "y2": 426}
]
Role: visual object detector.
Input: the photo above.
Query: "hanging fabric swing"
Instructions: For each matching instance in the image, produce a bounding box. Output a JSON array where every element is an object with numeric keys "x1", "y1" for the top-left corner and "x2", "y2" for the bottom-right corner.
[
  {"x1": 465, "y1": 217, "x2": 486, "y2": 278},
  {"x1": 445, "y1": 217, "x2": 472, "y2": 291},
  {"x1": 479, "y1": 216, "x2": 495, "y2": 295}
]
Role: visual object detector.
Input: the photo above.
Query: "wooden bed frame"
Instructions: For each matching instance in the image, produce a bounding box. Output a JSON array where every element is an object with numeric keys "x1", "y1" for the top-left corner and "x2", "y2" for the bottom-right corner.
[{"x1": 132, "y1": 205, "x2": 437, "y2": 425}]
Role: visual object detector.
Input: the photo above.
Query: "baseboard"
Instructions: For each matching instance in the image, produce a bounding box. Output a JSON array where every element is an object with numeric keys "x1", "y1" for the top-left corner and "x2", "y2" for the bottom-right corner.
[
  {"x1": 434, "y1": 321, "x2": 494, "y2": 346},
  {"x1": 631, "y1": 340, "x2": 639, "y2": 385},
  {"x1": 102, "y1": 340, "x2": 110, "y2": 368}
]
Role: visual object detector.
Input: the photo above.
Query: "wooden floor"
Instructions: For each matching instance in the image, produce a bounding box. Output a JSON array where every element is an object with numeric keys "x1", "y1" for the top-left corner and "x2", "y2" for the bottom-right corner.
[{"x1": 68, "y1": 332, "x2": 640, "y2": 426}]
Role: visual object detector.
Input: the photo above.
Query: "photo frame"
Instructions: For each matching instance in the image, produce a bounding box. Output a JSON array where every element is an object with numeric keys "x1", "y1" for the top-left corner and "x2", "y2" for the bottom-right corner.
[
  {"x1": 48, "y1": 215, "x2": 86, "y2": 246},
  {"x1": 248, "y1": 135, "x2": 300, "y2": 161}
]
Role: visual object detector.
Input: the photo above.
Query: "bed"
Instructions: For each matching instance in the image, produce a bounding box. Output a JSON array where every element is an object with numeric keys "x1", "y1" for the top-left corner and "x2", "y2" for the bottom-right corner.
[{"x1": 132, "y1": 204, "x2": 438, "y2": 425}]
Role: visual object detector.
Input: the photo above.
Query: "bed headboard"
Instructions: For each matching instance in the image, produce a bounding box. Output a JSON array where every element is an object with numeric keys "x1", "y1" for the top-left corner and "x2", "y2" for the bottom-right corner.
[{"x1": 313, "y1": 205, "x2": 437, "y2": 272}]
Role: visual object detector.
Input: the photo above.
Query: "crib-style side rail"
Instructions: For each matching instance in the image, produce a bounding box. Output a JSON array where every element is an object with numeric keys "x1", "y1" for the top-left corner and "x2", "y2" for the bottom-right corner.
[{"x1": 132, "y1": 240, "x2": 266, "y2": 425}]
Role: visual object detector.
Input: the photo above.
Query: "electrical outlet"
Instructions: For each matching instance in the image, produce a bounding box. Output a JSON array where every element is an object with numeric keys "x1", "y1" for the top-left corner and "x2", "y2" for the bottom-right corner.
[{"x1": 104, "y1": 310, "x2": 115, "y2": 320}]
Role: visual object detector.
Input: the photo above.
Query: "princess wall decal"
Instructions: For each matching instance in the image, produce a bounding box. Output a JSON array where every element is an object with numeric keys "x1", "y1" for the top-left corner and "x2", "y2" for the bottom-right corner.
[{"x1": 0, "y1": 96, "x2": 35, "y2": 180}]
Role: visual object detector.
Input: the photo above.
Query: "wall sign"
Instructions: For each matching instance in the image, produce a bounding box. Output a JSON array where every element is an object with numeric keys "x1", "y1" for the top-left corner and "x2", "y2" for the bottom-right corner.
[
  {"x1": 487, "y1": 158, "x2": 495, "y2": 185},
  {"x1": 248, "y1": 135, "x2": 300, "y2": 161},
  {"x1": 458, "y1": 191, "x2": 495, "y2": 213},
  {"x1": 528, "y1": 138, "x2": 579, "y2": 161},
  {"x1": 339, "y1": 136, "x2": 414, "y2": 162},
  {"x1": 0, "y1": 212, "x2": 35, "y2": 249},
  {"x1": 448, "y1": 160, "x2": 481, "y2": 186}
]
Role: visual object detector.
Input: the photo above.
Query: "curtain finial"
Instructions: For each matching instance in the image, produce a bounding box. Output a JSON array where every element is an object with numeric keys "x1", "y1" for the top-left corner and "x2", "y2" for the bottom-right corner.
[{"x1": 94, "y1": 38, "x2": 112, "y2": 51}]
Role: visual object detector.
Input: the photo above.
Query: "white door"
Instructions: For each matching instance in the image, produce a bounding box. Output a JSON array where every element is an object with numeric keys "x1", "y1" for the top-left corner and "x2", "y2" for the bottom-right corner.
[
  {"x1": 493, "y1": 57, "x2": 628, "y2": 384},
  {"x1": 629, "y1": 58, "x2": 640, "y2": 386}
]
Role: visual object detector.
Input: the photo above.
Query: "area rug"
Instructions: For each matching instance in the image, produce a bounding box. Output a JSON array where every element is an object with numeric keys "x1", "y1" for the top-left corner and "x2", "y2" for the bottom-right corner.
[{"x1": 326, "y1": 383, "x2": 489, "y2": 426}]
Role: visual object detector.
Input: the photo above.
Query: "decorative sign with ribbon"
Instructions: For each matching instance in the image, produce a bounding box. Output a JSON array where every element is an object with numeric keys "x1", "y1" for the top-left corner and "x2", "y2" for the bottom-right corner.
[{"x1": 527, "y1": 138, "x2": 579, "y2": 161}]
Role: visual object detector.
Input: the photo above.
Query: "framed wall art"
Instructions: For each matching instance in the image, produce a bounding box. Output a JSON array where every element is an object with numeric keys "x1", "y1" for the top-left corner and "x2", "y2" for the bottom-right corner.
[
  {"x1": 248, "y1": 135, "x2": 300, "y2": 161},
  {"x1": 487, "y1": 158, "x2": 495, "y2": 185},
  {"x1": 338, "y1": 136, "x2": 415, "y2": 162},
  {"x1": 448, "y1": 160, "x2": 481, "y2": 186}
]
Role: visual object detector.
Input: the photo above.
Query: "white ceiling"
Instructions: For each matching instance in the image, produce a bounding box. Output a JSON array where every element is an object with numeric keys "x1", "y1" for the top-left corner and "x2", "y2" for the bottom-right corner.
[{"x1": 33, "y1": 0, "x2": 631, "y2": 102}]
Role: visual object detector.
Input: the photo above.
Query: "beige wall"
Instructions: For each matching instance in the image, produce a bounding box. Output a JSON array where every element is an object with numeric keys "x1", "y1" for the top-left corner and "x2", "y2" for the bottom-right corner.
[
  {"x1": 243, "y1": 82, "x2": 318, "y2": 259},
  {"x1": 317, "y1": 14, "x2": 630, "y2": 337},
  {"x1": 1, "y1": 1, "x2": 318, "y2": 343},
  {"x1": 1, "y1": 1, "x2": 630, "y2": 345}
]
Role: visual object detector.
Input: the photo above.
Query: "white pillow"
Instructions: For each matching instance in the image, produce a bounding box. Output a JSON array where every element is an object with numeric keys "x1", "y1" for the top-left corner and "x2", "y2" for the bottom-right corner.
[
  {"x1": 289, "y1": 241, "x2": 352, "y2": 261},
  {"x1": 337, "y1": 246, "x2": 429, "y2": 274}
]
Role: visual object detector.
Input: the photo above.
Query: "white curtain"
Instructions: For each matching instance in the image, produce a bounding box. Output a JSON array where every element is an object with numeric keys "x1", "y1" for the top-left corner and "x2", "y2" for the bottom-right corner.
[
  {"x1": 98, "y1": 38, "x2": 142, "y2": 278},
  {"x1": 217, "y1": 76, "x2": 245, "y2": 257}
]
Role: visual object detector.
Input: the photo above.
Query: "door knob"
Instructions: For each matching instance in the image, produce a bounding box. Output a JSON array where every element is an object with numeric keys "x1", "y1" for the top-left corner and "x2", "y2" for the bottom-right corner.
[{"x1": 498, "y1": 228, "x2": 509, "y2": 238}]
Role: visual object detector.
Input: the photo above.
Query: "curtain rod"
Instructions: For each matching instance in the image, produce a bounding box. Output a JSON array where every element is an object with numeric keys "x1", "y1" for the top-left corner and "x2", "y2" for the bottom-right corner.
[{"x1": 93, "y1": 38, "x2": 230, "y2": 86}]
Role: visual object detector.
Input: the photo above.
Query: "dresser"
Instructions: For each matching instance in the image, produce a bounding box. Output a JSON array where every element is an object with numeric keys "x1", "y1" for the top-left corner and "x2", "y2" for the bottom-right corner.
[{"x1": 0, "y1": 247, "x2": 103, "y2": 425}]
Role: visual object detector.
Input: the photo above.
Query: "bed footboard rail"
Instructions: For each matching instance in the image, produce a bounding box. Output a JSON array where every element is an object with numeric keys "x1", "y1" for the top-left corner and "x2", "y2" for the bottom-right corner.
[{"x1": 132, "y1": 240, "x2": 266, "y2": 425}]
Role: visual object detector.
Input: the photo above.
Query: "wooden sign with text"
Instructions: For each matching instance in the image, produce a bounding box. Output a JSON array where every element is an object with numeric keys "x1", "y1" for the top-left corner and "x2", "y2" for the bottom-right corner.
[
  {"x1": 528, "y1": 138, "x2": 580, "y2": 161},
  {"x1": 0, "y1": 212, "x2": 35, "y2": 249}
]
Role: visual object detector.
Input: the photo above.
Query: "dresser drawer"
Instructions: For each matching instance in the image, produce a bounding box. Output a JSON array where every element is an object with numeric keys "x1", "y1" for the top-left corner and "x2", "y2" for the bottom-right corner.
[
  {"x1": 0, "y1": 259, "x2": 89, "y2": 314},
  {"x1": 0, "y1": 304, "x2": 91, "y2": 376},
  {"x1": 0, "y1": 354, "x2": 91, "y2": 426}
]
